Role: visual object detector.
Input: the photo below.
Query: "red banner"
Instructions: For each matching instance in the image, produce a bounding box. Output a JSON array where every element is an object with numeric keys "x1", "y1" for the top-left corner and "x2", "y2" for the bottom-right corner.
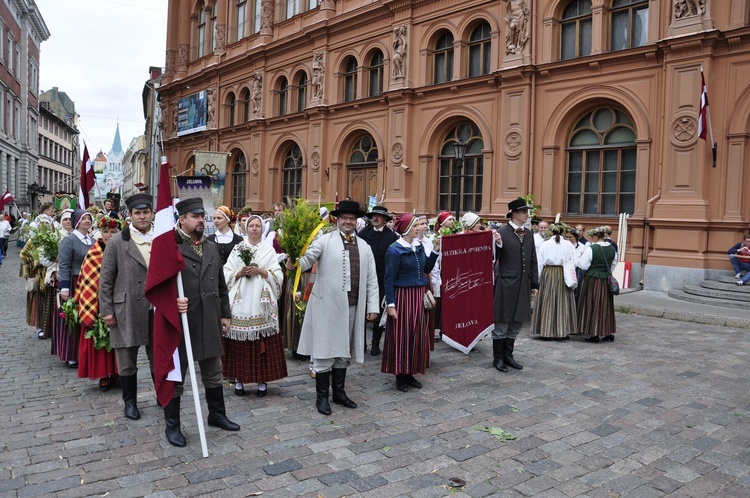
[{"x1": 440, "y1": 231, "x2": 494, "y2": 353}]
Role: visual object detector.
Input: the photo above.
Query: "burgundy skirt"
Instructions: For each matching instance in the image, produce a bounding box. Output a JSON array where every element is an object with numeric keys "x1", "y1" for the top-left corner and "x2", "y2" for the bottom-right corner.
[
  {"x1": 54, "y1": 276, "x2": 79, "y2": 362},
  {"x1": 222, "y1": 332, "x2": 288, "y2": 384},
  {"x1": 381, "y1": 285, "x2": 431, "y2": 376}
]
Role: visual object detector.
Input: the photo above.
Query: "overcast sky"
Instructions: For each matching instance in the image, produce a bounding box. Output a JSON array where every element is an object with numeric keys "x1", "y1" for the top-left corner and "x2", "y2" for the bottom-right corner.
[{"x1": 36, "y1": 0, "x2": 167, "y2": 158}]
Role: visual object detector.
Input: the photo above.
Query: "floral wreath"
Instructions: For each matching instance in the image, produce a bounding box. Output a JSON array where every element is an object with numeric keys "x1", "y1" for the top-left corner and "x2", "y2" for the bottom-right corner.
[
  {"x1": 586, "y1": 226, "x2": 607, "y2": 238},
  {"x1": 97, "y1": 215, "x2": 125, "y2": 231}
]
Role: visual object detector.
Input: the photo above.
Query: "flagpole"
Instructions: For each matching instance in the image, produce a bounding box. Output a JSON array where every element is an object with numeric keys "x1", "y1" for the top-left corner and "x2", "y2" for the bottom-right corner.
[{"x1": 176, "y1": 272, "x2": 209, "y2": 458}]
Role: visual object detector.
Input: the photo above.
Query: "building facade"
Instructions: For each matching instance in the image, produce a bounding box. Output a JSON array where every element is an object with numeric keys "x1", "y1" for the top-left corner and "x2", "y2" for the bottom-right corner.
[
  {"x1": 0, "y1": 0, "x2": 49, "y2": 214},
  {"x1": 121, "y1": 134, "x2": 147, "y2": 200},
  {"x1": 37, "y1": 87, "x2": 79, "y2": 208},
  {"x1": 159, "y1": 0, "x2": 750, "y2": 291}
]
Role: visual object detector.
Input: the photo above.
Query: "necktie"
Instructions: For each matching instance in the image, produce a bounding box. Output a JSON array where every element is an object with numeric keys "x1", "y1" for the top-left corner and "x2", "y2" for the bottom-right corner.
[
  {"x1": 344, "y1": 234, "x2": 354, "y2": 244},
  {"x1": 84, "y1": 236, "x2": 90, "y2": 245}
]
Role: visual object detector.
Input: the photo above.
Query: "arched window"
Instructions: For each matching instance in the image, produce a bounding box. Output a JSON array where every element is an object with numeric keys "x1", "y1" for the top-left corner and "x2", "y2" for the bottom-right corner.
[
  {"x1": 561, "y1": 0, "x2": 592, "y2": 60},
  {"x1": 282, "y1": 144, "x2": 303, "y2": 201},
  {"x1": 227, "y1": 93, "x2": 236, "y2": 126},
  {"x1": 240, "y1": 88, "x2": 250, "y2": 122},
  {"x1": 295, "y1": 71, "x2": 307, "y2": 112},
  {"x1": 278, "y1": 77, "x2": 288, "y2": 116},
  {"x1": 343, "y1": 57, "x2": 358, "y2": 102},
  {"x1": 565, "y1": 108, "x2": 636, "y2": 215},
  {"x1": 346, "y1": 134, "x2": 379, "y2": 208},
  {"x1": 197, "y1": 3, "x2": 207, "y2": 58},
  {"x1": 468, "y1": 22, "x2": 491, "y2": 77},
  {"x1": 438, "y1": 123, "x2": 483, "y2": 213},
  {"x1": 236, "y1": 0, "x2": 247, "y2": 41},
  {"x1": 231, "y1": 151, "x2": 247, "y2": 211},
  {"x1": 368, "y1": 50, "x2": 384, "y2": 97},
  {"x1": 611, "y1": 0, "x2": 648, "y2": 51},
  {"x1": 433, "y1": 32, "x2": 454, "y2": 84}
]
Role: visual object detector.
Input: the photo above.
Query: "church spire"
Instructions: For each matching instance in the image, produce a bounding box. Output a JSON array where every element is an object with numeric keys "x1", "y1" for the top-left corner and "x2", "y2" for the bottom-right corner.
[{"x1": 110, "y1": 123, "x2": 123, "y2": 156}]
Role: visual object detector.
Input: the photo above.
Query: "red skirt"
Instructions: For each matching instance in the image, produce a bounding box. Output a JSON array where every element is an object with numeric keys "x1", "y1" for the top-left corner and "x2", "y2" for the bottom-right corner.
[
  {"x1": 78, "y1": 327, "x2": 118, "y2": 380},
  {"x1": 381, "y1": 285, "x2": 431, "y2": 375},
  {"x1": 222, "y1": 332, "x2": 288, "y2": 384}
]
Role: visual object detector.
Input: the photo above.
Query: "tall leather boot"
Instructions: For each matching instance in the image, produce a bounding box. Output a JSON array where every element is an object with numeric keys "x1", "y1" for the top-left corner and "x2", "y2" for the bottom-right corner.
[
  {"x1": 315, "y1": 371, "x2": 332, "y2": 415},
  {"x1": 371, "y1": 325, "x2": 382, "y2": 356},
  {"x1": 493, "y1": 339, "x2": 509, "y2": 372},
  {"x1": 503, "y1": 338, "x2": 523, "y2": 370},
  {"x1": 120, "y1": 374, "x2": 140, "y2": 420},
  {"x1": 331, "y1": 368, "x2": 357, "y2": 408},
  {"x1": 163, "y1": 396, "x2": 186, "y2": 447},
  {"x1": 205, "y1": 386, "x2": 240, "y2": 431}
]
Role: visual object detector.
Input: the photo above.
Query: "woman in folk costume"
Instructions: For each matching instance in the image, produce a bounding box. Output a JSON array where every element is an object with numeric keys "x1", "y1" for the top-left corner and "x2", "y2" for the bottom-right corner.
[
  {"x1": 207, "y1": 205, "x2": 243, "y2": 265},
  {"x1": 75, "y1": 215, "x2": 122, "y2": 391},
  {"x1": 530, "y1": 223, "x2": 578, "y2": 340},
  {"x1": 57, "y1": 210, "x2": 94, "y2": 368},
  {"x1": 20, "y1": 211, "x2": 57, "y2": 339},
  {"x1": 382, "y1": 213, "x2": 440, "y2": 392},
  {"x1": 576, "y1": 227, "x2": 618, "y2": 343},
  {"x1": 222, "y1": 214, "x2": 286, "y2": 397}
]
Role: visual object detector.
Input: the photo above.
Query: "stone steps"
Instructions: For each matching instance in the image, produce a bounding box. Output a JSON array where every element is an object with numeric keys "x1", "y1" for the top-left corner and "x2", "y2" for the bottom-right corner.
[{"x1": 667, "y1": 272, "x2": 750, "y2": 309}]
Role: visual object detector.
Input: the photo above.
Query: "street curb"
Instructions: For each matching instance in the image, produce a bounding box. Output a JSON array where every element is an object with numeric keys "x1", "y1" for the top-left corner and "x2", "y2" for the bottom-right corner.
[{"x1": 615, "y1": 302, "x2": 750, "y2": 328}]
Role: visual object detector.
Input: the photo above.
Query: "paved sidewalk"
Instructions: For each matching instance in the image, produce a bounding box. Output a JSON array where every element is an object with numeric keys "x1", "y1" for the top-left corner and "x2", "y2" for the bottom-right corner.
[{"x1": 3, "y1": 242, "x2": 750, "y2": 497}]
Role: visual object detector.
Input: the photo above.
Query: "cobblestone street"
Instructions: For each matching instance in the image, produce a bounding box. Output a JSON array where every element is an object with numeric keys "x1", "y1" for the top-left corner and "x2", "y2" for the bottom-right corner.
[{"x1": 2, "y1": 241, "x2": 750, "y2": 498}]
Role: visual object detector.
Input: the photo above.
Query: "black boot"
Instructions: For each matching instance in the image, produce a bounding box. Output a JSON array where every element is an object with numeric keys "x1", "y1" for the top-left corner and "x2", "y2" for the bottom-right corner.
[
  {"x1": 396, "y1": 374, "x2": 409, "y2": 392},
  {"x1": 205, "y1": 386, "x2": 240, "y2": 431},
  {"x1": 503, "y1": 338, "x2": 523, "y2": 370},
  {"x1": 331, "y1": 368, "x2": 357, "y2": 408},
  {"x1": 315, "y1": 371, "x2": 332, "y2": 415},
  {"x1": 163, "y1": 396, "x2": 186, "y2": 447},
  {"x1": 120, "y1": 374, "x2": 140, "y2": 420},
  {"x1": 493, "y1": 339, "x2": 509, "y2": 372},
  {"x1": 371, "y1": 325, "x2": 382, "y2": 356}
]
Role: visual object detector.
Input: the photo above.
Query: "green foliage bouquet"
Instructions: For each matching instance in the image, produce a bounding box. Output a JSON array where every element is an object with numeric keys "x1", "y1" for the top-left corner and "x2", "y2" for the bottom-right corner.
[
  {"x1": 30, "y1": 223, "x2": 60, "y2": 261},
  {"x1": 84, "y1": 316, "x2": 112, "y2": 351},
  {"x1": 275, "y1": 198, "x2": 328, "y2": 273}
]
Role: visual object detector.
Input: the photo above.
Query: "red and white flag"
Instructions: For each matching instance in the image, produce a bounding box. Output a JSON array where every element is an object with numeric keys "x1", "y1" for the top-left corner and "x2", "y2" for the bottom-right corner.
[
  {"x1": 78, "y1": 145, "x2": 95, "y2": 208},
  {"x1": 145, "y1": 162, "x2": 186, "y2": 407},
  {"x1": 0, "y1": 189, "x2": 13, "y2": 210},
  {"x1": 698, "y1": 68, "x2": 709, "y2": 141}
]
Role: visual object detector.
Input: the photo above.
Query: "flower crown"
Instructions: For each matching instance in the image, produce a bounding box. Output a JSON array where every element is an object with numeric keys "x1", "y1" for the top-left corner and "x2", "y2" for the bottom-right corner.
[
  {"x1": 549, "y1": 222, "x2": 570, "y2": 236},
  {"x1": 586, "y1": 226, "x2": 607, "y2": 237},
  {"x1": 97, "y1": 216, "x2": 124, "y2": 231}
]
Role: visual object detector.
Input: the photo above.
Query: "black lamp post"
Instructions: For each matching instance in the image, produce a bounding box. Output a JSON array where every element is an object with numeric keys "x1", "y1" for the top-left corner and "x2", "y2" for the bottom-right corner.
[
  {"x1": 452, "y1": 138, "x2": 467, "y2": 221},
  {"x1": 27, "y1": 182, "x2": 42, "y2": 212}
]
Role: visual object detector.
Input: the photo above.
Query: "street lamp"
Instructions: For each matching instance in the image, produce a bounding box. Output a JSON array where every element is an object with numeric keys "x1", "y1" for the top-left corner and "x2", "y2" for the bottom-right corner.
[{"x1": 452, "y1": 138, "x2": 467, "y2": 221}]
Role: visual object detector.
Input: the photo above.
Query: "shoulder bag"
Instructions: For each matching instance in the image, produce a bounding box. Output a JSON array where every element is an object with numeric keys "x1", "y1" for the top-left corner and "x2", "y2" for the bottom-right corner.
[{"x1": 597, "y1": 244, "x2": 619, "y2": 295}]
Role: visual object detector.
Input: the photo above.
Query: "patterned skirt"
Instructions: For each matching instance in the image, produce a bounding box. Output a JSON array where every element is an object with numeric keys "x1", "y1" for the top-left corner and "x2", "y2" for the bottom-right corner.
[
  {"x1": 576, "y1": 275, "x2": 616, "y2": 338},
  {"x1": 53, "y1": 276, "x2": 79, "y2": 362},
  {"x1": 531, "y1": 265, "x2": 578, "y2": 338},
  {"x1": 26, "y1": 288, "x2": 40, "y2": 329},
  {"x1": 381, "y1": 285, "x2": 431, "y2": 376},
  {"x1": 222, "y1": 332, "x2": 288, "y2": 384}
]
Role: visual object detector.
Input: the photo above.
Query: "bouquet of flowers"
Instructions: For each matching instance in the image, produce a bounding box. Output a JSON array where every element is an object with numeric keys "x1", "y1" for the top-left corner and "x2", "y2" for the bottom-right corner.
[
  {"x1": 237, "y1": 241, "x2": 258, "y2": 278},
  {"x1": 84, "y1": 316, "x2": 112, "y2": 351},
  {"x1": 522, "y1": 193, "x2": 542, "y2": 217},
  {"x1": 59, "y1": 297, "x2": 79, "y2": 327}
]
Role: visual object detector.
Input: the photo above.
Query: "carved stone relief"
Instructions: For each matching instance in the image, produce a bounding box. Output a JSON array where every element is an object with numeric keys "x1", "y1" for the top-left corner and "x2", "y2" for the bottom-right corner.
[
  {"x1": 391, "y1": 142, "x2": 404, "y2": 163},
  {"x1": 504, "y1": 131, "x2": 522, "y2": 158},
  {"x1": 504, "y1": 0, "x2": 530, "y2": 55},
  {"x1": 312, "y1": 52, "x2": 325, "y2": 99},
  {"x1": 251, "y1": 157, "x2": 260, "y2": 176},
  {"x1": 206, "y1": 88, "x2": 216, "y2": 127},
  {"x1": 178, "y1": 43, "x2": 189, "y2": 71},
  {"x1": 392, "y1": 26, "x2": 407, "y2": 78},
  {"x1": 260, "y1": 0, "x2": 273, "y2": 35},
  {"x1": 311, "y1": 151, "x2": 321, "y2": 172},
  {"x1": 215, "y1": 23, "x2": 226, "y2": 52},
  {"x1": 251, "y1": 73, "x2": 263, "y2": 114},
  {"x1": 674, "y1": 0, "x2": 706, "y2": 19},
  {"x1": 670, "y1": 113, "x2": 698, "y2": 146}
]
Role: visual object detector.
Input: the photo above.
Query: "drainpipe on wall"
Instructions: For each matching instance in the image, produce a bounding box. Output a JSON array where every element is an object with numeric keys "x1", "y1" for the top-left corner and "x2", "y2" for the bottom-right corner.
[{"x1": 641, "y1": 188, "x2": 661, "y2": 288}]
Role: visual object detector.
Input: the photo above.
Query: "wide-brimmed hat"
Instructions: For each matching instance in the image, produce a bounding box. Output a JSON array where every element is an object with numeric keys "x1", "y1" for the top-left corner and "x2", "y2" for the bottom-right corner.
[
  {"x1": 175, "y1": 197, "x2": 205, "y2": 216},
  {"x1": 125, "y1": 193, "x2": 153, "y2": 211},
  {"x1": 331, "y1": 200, "x2": 365, "y2": 218},
  {"x1": 366, "y1": 205, "x2": 392, "y2": 220},
  {"x1": 461, "y1": 212, "x2": 481, "y2": 230},
  {"x1": 506, "y1": 198, "x2": 532, "y2": 219}
]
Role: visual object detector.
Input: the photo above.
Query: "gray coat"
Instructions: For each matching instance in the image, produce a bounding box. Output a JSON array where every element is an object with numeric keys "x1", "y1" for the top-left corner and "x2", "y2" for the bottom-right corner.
[
  {"x1": 176, "y1": 234, "x2": 230, "y2": 362},
  {"x1": 99, "y1": 227, "x2": 151, "y2": 348},
  {"x1": 296, "y1": 231, "x2": 379, "y2": 363},
  {"x1": 493, "y1": 223, "x2": 539, "y2": 323}
]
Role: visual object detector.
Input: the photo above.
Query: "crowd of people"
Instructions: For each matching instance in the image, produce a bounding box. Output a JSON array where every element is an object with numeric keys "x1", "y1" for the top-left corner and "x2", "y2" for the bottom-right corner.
[{"x1": 12, "y1": 192, "x2": 624, "y2": 447}]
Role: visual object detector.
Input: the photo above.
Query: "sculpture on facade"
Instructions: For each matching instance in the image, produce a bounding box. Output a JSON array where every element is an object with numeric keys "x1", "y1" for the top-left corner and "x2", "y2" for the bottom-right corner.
[
  {"x1": 251, "y1": 73, "x2": 263, "y2": 114},
  {"x1": 392, "y1": 26, "x2": 407, "y2": 78},
  {"x1": 206, "y1": 88, "x2": 216, "y2": 126},
  {"x1": 172, "y1": 103, "x2": 179, "y2": 134},
  {"x1": 504, "y1": 0, "x2": 530, "y2": 55},
  {"x1": 261, "y1": 0, "x2": 273, "y2": 34},
  {"x1": 674, "y1": 0, "x2": 705, "y2": 19},
  {"x1": 312, "y1": 52, "x2": 325, "y2": 99},
  {"x1": 158, "y1": 102, "x2": 167, "y2": 133},
  {"x1": 178, "y1": 44, "x2": 189, "y2": 70},
  {"x1": 215, "y1": 23, "x2": 226, "y2": 52}
]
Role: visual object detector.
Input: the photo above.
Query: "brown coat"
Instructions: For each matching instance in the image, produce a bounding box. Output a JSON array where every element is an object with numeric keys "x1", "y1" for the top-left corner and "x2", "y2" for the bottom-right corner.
[
  {"x1": 99, "y1": 226, "x2": 152, "y2": 349},
  {"x1": 176, "y1": 235, "x2": 231, "y2": 362}
]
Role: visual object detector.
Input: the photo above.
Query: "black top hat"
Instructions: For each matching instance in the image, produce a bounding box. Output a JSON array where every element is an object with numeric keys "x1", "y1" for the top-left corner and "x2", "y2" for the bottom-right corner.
[
  {"x1": 106, "y1": 192, "x2": 121, "y2": 202},
  {"x1": 330, "y1": 200, "x2": 366, "y2": 218},
  {"x1": 125, "y1": 193, "x2": 153, "y2": 212},
  {"x1": 366, "y1": 205, "x2": 392, "y2": 220},
  {"x1": 506, "y1": 198, "x2": 532, "y2": 219},
  {"x1": 175, "y1": 197, "x2": 205, "y2": 216},
  {"x1": 530, "y1": 216, "x2": 543, "y2": 225}
]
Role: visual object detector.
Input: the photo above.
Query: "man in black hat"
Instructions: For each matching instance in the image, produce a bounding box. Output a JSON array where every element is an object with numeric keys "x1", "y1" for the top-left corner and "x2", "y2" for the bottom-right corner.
[
  {"x1": 358, "y1": 205, "x2": 399, "y2": 355},
  {"x1": 104, "y1": 193, "x2": 121, "y2": 219},
  {"x1": 288, "y1": 200, "x2": 380, "y2": 415},
  {"x1": 171, "y1": 197, "x2": 239, "y2": 446},
  {"x1": 100, "y1": 193, "x2": 156, "y2": 422},
  {"x1": 490, "y1": 198, "x2": 539, "y2": 373}
]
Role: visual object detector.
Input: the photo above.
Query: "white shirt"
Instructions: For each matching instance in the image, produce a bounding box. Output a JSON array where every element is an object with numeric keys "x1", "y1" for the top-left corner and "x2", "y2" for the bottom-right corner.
[
  {"x1": 73, "y1": 229, "x2": 93, "y2": 246},
  {"x1": 0, "y1": 219, "x2": 10, "y2": 238},
  {"x1": 214, "y1": 228, "x2": 235, "y2": 244},
  {"x1": 537, "y1": 238, "x2": 576, "y2": 268}
]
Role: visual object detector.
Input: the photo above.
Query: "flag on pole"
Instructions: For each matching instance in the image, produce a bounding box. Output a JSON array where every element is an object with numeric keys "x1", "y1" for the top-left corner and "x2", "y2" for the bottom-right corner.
[
  {"x1": 0, "y1": 189, "x2": 12, "y2": 210},
  {"x1": 698, "y1": 69, "x2": 709, "y2": 140},
  {"x1": 146, "y1": 162, "x2": 186, "y2": 407},
  {"x1": 78, "y1": 145, "x2": 95, "y2": 208}
]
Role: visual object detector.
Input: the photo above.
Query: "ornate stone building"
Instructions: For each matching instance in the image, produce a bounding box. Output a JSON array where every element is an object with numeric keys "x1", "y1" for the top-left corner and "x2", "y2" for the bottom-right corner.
[
  {"x1": 38, "y1": 87, "x2": 79, "y2": 207},
  {"x1": 160, "y1": 0, "x2": 750, "y2": 290}
]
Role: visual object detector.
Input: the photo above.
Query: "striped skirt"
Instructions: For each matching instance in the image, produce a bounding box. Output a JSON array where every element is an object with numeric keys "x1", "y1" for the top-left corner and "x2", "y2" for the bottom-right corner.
[
  {"x1": 531, "y1": 265, "x2": 578, "y2": 338},
  {"x1": 576, "y1": 275, "x2": 616, "y2": 338},
  {"x1": 381, "y1": 285, "x2": 431, "y2": 375},
  {"x1": 26, "y1": 289, "x2": 40, "y2": 329},
  {"x1": 53, "y1": 276, "x2": 79, "y2": 362},
  {"x1": 222, "y1": 332, "x2": 288, "y2": 384}
]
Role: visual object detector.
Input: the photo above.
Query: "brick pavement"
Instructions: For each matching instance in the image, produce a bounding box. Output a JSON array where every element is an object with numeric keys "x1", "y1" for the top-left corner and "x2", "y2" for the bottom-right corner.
[{"x1": 2, "y1": 240, "x2": 750, "y2": 497}]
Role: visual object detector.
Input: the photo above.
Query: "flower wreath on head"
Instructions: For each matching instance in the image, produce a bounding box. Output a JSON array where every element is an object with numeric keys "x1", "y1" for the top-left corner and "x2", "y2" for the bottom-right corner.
[
  {"x1": 97, "y1": 215, "x2": 125, "y2": 231},
  {"x1": 548, "y1": 222, "x2": 570, "y2": 236},
  {"x1": 586, "y1": 226, "x2": 607, "y2": 238}
]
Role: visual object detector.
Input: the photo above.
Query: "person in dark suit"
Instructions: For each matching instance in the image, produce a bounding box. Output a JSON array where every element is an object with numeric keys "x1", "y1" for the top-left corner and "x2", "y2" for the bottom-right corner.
[
  {"x1": 491, "y1": 198, "x2": 539, "y2": 373},
  {"x1": 171, "y1": 197, "x2": 239, "y2": 447},
  {"x1": 357, "y1": 205, "x2": 398, "y2": 355}
]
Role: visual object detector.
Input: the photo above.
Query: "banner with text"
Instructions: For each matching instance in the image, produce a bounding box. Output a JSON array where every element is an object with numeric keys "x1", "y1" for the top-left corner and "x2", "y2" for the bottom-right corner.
[
  {"x1": 176, "y1": 176, "x2": 216, "y2": 236},
  {"x1": 440, "y1": 231, "x2": 494, "y2": 354}
]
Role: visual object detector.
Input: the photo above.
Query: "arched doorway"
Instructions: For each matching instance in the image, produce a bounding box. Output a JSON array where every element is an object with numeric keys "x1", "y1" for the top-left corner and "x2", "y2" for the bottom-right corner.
[{"x1": 346, "y1": 133, "x2": 378, "y2": 208}]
